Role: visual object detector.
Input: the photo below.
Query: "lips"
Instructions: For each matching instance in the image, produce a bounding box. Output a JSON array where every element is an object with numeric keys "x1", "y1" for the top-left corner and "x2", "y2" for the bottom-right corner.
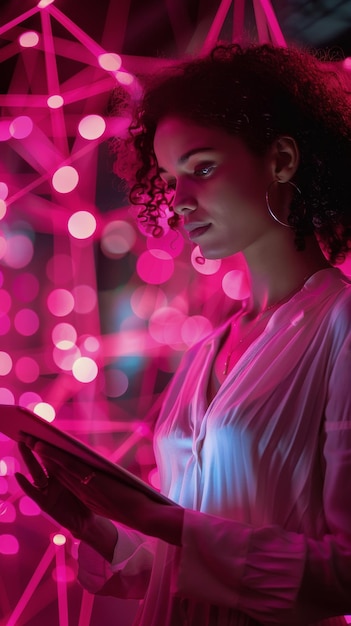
[{"x1": 184, "y1": 223, "x2": 211, "y2": 240}]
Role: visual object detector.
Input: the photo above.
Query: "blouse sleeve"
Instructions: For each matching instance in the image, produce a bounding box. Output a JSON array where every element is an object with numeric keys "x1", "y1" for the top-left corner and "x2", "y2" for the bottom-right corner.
[
  {"x1": 172, "y1": 331, "x2": 351, "y2": 624},
  {"x1": 78, "y1": 524, "x2": 157, "y2": 599}
]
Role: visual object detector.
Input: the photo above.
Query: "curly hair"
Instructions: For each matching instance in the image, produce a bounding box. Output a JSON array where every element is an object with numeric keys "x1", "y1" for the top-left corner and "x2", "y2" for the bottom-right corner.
[{"x1": 111, "y1": 43, "x2": 351, "y2": 263}]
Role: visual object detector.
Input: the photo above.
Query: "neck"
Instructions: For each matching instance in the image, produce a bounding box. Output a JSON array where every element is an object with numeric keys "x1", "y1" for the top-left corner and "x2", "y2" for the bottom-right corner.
[{"x1": 242, "y1": 233, "x2": 331, "y2": 318}]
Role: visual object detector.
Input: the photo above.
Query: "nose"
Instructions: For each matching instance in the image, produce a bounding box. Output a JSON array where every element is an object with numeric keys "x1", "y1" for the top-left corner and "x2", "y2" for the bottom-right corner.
[{"x1": 172, "y1": 181, "x2": 197, "y2": 216}]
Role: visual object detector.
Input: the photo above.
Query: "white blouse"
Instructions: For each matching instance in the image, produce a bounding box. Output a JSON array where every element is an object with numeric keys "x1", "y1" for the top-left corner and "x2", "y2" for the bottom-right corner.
[{"x1": 79, "y1": 268, "x2": 351, "y2": 626}]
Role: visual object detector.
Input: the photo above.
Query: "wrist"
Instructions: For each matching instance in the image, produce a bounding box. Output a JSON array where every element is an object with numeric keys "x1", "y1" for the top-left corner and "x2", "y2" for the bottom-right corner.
[{"x1": 81, "y1": 515, "x2": 118, "y2": 562}]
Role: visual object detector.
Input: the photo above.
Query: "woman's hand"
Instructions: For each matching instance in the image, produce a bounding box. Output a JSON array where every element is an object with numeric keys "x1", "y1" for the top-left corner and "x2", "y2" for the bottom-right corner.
[{"x1": 18, "y1": 436, "x2": 184, "y2": 546}]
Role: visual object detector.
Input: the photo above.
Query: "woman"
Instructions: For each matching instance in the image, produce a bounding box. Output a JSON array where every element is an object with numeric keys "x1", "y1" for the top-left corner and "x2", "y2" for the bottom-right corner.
[{"x1": 17, "y1": 44, "x2": 351, "y2": 625}]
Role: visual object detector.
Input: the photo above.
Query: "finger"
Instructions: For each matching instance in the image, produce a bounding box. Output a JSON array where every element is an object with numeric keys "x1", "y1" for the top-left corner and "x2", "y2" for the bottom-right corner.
[
  {"x1": 18, "y1": 442, "x2": 49, "y2": 489},
  {"x1": 15, "y1": 472, "x2": 47, "y2": 502}
]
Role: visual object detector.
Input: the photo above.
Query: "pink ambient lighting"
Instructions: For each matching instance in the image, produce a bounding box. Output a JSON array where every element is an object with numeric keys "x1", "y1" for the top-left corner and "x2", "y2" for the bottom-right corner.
[
  {"x1": 222, "y1": 269, "x2": 251, "y2": 300},
  {"x1": 130, "y1": 285, "x2": 167, "y2": 319},
  {"x1": 52, "y1": 166, "x2": 79, "y2": 193},
  {"x1": 68, "y1": 211, "x2": 96, "y2": 239},
  {"x1": 19, "y1": 31, "x2": 39, "y2": 48},
  {"x1": 98, "y1": 52, "x2": 122, "y2": 71},
  {"x1": 149, "y1": 307, "x2": 187, "y2": 346},
  {"x1": 82, "y1": 335, "x2": 100, "y2": 352},
  {"x1": 14, "y1": 309, "x2": 40, "y2": 336},
  {"x1": 47, "y1": 95, "x2": 64, "y2": 109},
  {"x1": 12, "y1": 272, "x2": 40, "y2": 302},
  {"x1": 47, "y1": 288, "x2": 75, "y2": 316},
  {"x1": 72, "y1": 285, "x2": 97, "y2": 314},
  {"x1": 9, "y1": 116, "x2": 34, "y2": 139},
  {"x1": 72, "y1": 357, "x2": 98, "y2": 383},
  {"x1": 19, "y1": 496, "x2": 41, "y2": 516},
  {"x1": 0, "y1": 314, "x2": 10, "y2": 336},
  {"x1": 78, "y1": 115, "x2": 106, "y2": 140},
  {"x1": 343, "y1": 57, "x2": 351, "y2": 70},
  {"x1": 181, "y1": 315, "x2": 213, "y2": 346},
  {"x1": 0, "y1": 289, "x2": 11, "y2": 314},
  {"x1": 19, "y1": 391, "x2": 42, "y2": 409},
  {"x1": 191, "y1": 246, "x2": 221, "y2": 275},
  {"x1": 3, "y1": 234, "x2": 34, "y2": 269},
  {"x1": 0, "y1": 200, "x2": 7, "y2": 220},
  {"x1": 53, "y1": 345, "x2": 81, "y2": 371},
  {"x1": 0, "y1": 501, "x2": 16, "y2": 523},
  {"x1": 101, "y1": 220, "x2": 137, "y2": 258},
  {"x1": 0, "y1": 477, "x2": 8, "y2": 495},
  {"x1": 0, "y1": 183, "x2": 9, "y2": 200},
  {"x1": 52, "y1": 323, "x2": 77, "y2": 349},
  {"x1": 33, "y1": 402, "x2": 56, "y2": 422},
  {"x1": 0, "y1": 121, "x2": 11, "y2": 141},
  {"x1": 136, "y1": 250, "x2": 175, "y2": 285},
  {"x1": 0, "y1": 456, "x2": 19, "y2": 476},
  {"x1": 46, "y1": 254, "x2": 75, "y2": 284},
  {"x1": 0, "y1": 388, "x2": 14, "y2": 404},
  {"x1": 0, "y1": 352, "x2": 12, "y2": 375},
  {"x1": 0, "y1": 534, "x2": 19, "y2": 555},
  {"x1": 15, "y1": 357, "x2": 40, "y2": 383},
  {"x1": 104, "y1": 369, "x2": 129, "y2": 398}
]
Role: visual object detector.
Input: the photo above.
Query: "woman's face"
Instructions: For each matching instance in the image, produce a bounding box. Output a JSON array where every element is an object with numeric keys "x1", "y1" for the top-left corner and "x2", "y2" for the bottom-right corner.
[{"x1": 153, "y1": 116, "x2": 278, "y2": 260}]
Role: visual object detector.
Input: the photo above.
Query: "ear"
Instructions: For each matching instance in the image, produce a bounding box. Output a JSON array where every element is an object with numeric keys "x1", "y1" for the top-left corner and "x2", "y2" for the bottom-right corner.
[{"x1": 268, "y1": 136, "x2": 300, "y2": 182}]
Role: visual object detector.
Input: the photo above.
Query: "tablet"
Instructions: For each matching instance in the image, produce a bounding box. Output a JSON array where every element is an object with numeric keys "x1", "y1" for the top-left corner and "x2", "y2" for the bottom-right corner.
[{"x1": 0, "y1": 404, "x2": 174, "y2": 506}]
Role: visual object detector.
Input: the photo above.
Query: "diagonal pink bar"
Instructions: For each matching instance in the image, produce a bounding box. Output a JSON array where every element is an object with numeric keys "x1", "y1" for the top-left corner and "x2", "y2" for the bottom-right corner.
[
  {"x1": 255, "y1": 0, "x2": 286, "y2": 46},
  {"x1": 55, "y1": 544, "x2": 69, "y2": 626},
  {"x1": 78, "y1": 590, "x2": 95, "y2": 626},
  {"x1": 201, "y1": 0, "x2": 233, "y2": 54},
  {"x1": 0, "y1": 8, "x2": 39, "y2": 37}
]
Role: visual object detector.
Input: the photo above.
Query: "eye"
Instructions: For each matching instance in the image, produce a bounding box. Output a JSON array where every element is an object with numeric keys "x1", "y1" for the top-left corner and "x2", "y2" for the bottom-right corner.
[{"x1": 194, "y1": 164, "x2": 216, "y2": 178}]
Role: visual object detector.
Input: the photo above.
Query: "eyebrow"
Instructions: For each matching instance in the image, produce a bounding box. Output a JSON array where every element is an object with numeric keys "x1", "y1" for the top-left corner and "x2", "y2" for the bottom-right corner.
[{"x1": 158, "y1": 146, "x2": 214, "y2": 174}]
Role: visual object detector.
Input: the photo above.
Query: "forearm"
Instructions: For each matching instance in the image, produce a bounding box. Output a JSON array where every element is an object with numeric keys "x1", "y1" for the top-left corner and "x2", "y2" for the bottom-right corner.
[{"x1": 79, "y1": 514, "x2": 118, "y2": 562}]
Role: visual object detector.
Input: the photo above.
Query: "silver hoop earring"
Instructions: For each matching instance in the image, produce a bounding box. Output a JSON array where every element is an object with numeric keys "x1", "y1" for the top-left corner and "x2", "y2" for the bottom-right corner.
[{"x1": 265, "y1": 180, "x2": 301, "y2": 228}]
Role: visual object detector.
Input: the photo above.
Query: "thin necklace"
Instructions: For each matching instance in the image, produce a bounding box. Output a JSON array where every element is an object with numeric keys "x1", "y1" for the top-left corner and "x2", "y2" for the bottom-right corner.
[{"x1": 222, "y1": 275, "x2": 310, "y2": 376}]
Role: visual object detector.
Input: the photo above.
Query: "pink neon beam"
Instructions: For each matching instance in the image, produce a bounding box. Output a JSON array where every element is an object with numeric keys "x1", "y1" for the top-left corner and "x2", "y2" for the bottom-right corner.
[
  {"x1": 5, "y1": 543, "x2": 56, "y2": 626},
  {"x1": 232, "y1": 0, "x2": 246, "y2": 41},
  {"x1": 78, "y1": 590, "x2": 95, "y2": 626},
  {"x1": 55, "y1": 543, "x2": 69, "y2": 626},
  {"x1": 201, "y1": 0, "x2": 233, "y2": 53},
  {"x1": 0, "y1": 8, "x2": 39, "y2": 37},
  {"x1": 254, "y1": 0, "x2": 286, "y2": 46}
]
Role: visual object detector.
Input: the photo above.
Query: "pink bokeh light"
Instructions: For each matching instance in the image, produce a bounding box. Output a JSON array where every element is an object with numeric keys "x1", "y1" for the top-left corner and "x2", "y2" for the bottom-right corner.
[
  {"x1": 78, "y1": 115, "x2": 106, "y2": 140},
  {"x1": 0, "y1": 352, "x2": 12, "y2": 375},
  {"x1": 19, "y1": 31, "x2": 40, "y2": 48},
  {"x1": 9, "y1": 116, "x2": 34, "y2": 139},
  {"x1": 137, "y1": 250, "x2": 175, "y2": 285},
  {"x1": 47, "y1": 95, "x2": 64, "y2": 109},
  {"x1": 14, "y1": 309, "x2": 40, "y2": 336},
  {"x1": 47, "y1": 288, "x2": 75, "y2": 316},
  {"x1": 52, "y1": 166, "x2": 79, "y2": 193},
  {"x1": 68, "y1": 211, "x2": 97, "y2": 239},
  {"x1": 3, "y1": 235, "x2": 34, "y2": 269},
  {"x1": 0, "y1": 534, "x2": 19, "y2": 555},
  {"x1": 15, "y1": 357, "x2": 40, "y2": 383},
  {"x1": 98, "y1": 52, "x2": 122, "y2": 71}
]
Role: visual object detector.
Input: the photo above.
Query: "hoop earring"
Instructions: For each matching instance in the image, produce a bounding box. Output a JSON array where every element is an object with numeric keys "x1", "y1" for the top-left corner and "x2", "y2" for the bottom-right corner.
[{"x1": 265, "y1": 180, "x2": 301, "y2": 228}]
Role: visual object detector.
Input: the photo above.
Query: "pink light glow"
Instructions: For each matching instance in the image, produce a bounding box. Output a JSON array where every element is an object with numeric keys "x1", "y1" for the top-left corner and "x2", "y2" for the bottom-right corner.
[
  {"x1": 15, "y1": 357, "x2": 40, "y2": 383},
  {"x1": 0, "y1": 315, "x2": 11, "y2": 335},
  {"x1": 78, "y1": 115, "x2": 106, "y2": 140},
  {"x1": 47, "y1": 288, "x2": 75, "y2": 316},
  {"x1": 53, "y1": 345, "x2": 81, "y2": 371},
  {"x1": 222, "y1": 269, "x2": 250, "y2": 300},
  {"x1": 83, "y1": 336, "x2": 100, "y2": 352},
  {"x1": 52, "y1": 533, "x2": 66, "y2": 546},
  {"x1": 0, "y1": 289, "x2": 11, "y2": 314},
  {"x1": 19, "y1": 391, "x2": 42, "y2": 409},
  {"x1": 191, "y1": 246, "x2": 221, "y2": 275},
  {"x1": 19, "y1": 496, "x2": 41, "y2": 516},
  {"x1": 14, "y1": 308, "x2": 40, "y2": 336},
  {"x1": 0, "y1": 352, "x2": 12, "y2": 375},
  {"x1": 33, "y1": 402, "x2": 56, "y2": 422},
  {"x1": 3, "y1": 235, "x2": 34, "y2": 269},
  {"x1": 72, "y1": 285, "x2": 97, "y2": 314},
  {"x1": 0, "y1": 121, "x2": 11, "y2": 141},
  {"x1": 0, "y1": 388, "x2": 14, "y2": 404},
  {"x1": 0, "y1": 501, "x2": 16, "y2": 523},
  {"x1": 46, "y1": 254, "x2": 75, "y2": 283},
  {"x1": 104, "y1": 369, "x2": 129, "y2": 398},
  {"x1": 72, "y1": 357, "x2": 98, "y2": 383},
  {"x1": 38, "y1": 0, "x2": 55, "y2": 7},
  {"x1": 19, "y1": 31, "x2": 39, "y2": 48},
  {"x1": 68, "y1": 211, "x2": 97, "y2": 239},
  {"x1": 181, "y1": 315, "x2": 213, "y2": 346},
  {"x1": 9, "y1": 116, "x2": 34, "y2": 139},
  {"x1": 136, "y1": 250, "x2": 175, "y2": 285},
  {"x1": 131, "y1": 285, "x2": 168, "y2": 319},
  {"x1": 101, "y1": 220, "x2": 137, "y2": 258},
  {"x1": 52, "y1": 166, "x2": 79, "y2": 193},
  {"x1": 52, "y1": 323, "x2": 77, "y2": 349},
  {"x1": 47, "y1": 95, "x2": 64, "y2": 109},
  {"x1": 116, "y1": 71, "x2": 135, "y2": 85},
  {"x1": 149, "y1": 307, "x2": 187, "y2": 346},
  {"x1": 147, "y1": 229, "x2": 184, "y2": 258},
  {"x1": 0, "y1": 183, "x2": 8, "y2": 200},
  {"x1": 0, "y1": 456, "x2": 20, "y2": 476},
  {"x1": 0, "y1": 534, "x2": 19, "y2": 555},
  {"x1": 98, "y1": 52, "x2": 122, "y2": 71},
  {"x1": 0, "y1": 200, "x2": 7, "y2": 220}
]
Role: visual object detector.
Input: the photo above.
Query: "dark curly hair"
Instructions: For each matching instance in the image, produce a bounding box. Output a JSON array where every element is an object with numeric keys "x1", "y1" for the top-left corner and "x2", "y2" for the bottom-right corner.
[{"x1": 111, "y1": 43, "x2": 351, "y2": 264}]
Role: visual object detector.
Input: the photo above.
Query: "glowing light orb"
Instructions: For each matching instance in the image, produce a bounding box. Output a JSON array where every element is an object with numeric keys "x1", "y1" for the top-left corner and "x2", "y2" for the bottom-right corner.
[
  {"x1": 0, "y1": 352, "x2": 12, "y2": 375},
  {"x1": 98, "y1": 53, "x2": 122, "y2": 71},
  {"x1": 0, "y1": 534, "x2": 19, "y2": 555},
  {"x1": 18, "y1": 391, "x2": 42, "y2": 409},
  {"x1": 0, "y1": 388, "x2": 14, "y2": 404},
  {"x1": 104, "y1": 369, "x2": 129, "y2": 398},
  {"x1": 0, "y1": 456, "x2": 19, "y2": 476},
  {"x1": 149, "y1": 307, "x2": 186, "y2": 345},
  {"x1": 191, "y1": 246, "x2": 221, "y2": 274},
  {"x1": 130, "y1": 285, "x2": 167, "y2": 320},
  {"x1": 116, "y1": 71, "x2": 134, "y2": 85},
  {"x1": 0, "y1": 201, "x2": 6, "y2": 220},
  {"x1": 47, "y1": 95, "x2": 64, "y2": 109},
  {"x1": 33, "y1": 402, "x2": 56, "y2": 422},
  {"x1": 10, "y1": 116, "x2": 34, "y2": 139},
  {"x1": 0, "y1": 289, "x2": 11, "y2": 314},
  {"x1": 3, "y1": 234, "x2": 34, "y2": 268},
  {"x1": 78, "y1": 115, "x2": 106, "y2": 140},
  {"x1": 47, "y1": 288, "x2": 75, "y2": 316},
  {"x1": 19, "y1": 496, "x2": 41, "y2": 516},
  {"x1": 0, "y1": 315, "x2": 10, "y2": 336},
  {"x1": 0, "y1": 183, "x2": 8, "y2": 200},
  {"x1": 222, "y1": 270, "x2": 250, "y2": 300},
  {"x1": 14, "y1": 309, "x2": 40, "y2": 336},
  {"x1": 0, "y1": 461, "x2": 7, "y2": 476},
  {"x1": 72, "y1": 285, "x2": 97, "y2": 314},
  {"x1": 181, "y1": 315, "x2": 213, "y2": 346},
  {"x1": 52, "y1": 533, "x2": 66, "y2": 546},
  {"x1": 19, "y1": 31, "x2": 39, "y2": 48},
  {"x1": 0, "y1": 501, "x2": 16, "y2": 523},
  {"x1": 15, "y1": 357, "x2": 40, "y2": 383},
  {"x1": 82, "y1": 336, "x2": 100, "y2": 352},
  {"x1": 137, "y1": 250, "x2": 174, "y2": 285},
  {"x1": 52, "y1": 166, "x2": 79, "y2": 193},
  {"x1": 72, "y1": 357, "x2": 98, "y2": 383},
  {"x1": 101, "y1": 220, "x2": 136, "y2": 258},
  {"x1": 52, "y1": 323, "x2": 77, "y2": 349},
  {"x1": 343, "y1": 57, "x2": 351, "y2": 70},
  {"x1": 53, "y1": 345, "x2": 81, "y2": 371},
  {"x1": 68, "y1": 211, "x2": 96, "y2": 239},
  {"x1": 38, "y1": 0, "x2": 55, "y2": 7}
]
